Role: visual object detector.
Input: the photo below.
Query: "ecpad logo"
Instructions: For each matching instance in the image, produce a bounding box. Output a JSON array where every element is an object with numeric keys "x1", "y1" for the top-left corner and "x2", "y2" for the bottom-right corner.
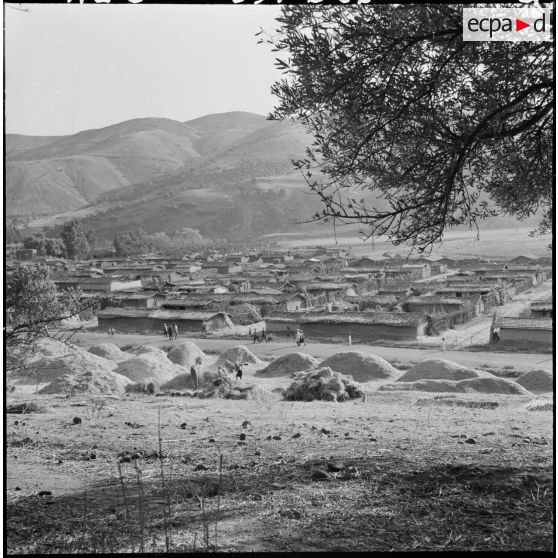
[{"x1": 463, "y1": 7, "x2": 552, "y2": 41}]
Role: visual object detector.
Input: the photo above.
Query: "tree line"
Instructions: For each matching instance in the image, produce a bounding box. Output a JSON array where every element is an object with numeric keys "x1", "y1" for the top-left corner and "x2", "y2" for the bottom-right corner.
[{"x1": 14, "y1": 221, "x2": 214, "y2": 260}]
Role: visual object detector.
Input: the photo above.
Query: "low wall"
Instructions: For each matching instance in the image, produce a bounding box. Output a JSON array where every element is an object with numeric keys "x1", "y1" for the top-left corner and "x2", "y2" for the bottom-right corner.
[{"x1": 498, "y1": 328, "x2": 553, "y2": 345}]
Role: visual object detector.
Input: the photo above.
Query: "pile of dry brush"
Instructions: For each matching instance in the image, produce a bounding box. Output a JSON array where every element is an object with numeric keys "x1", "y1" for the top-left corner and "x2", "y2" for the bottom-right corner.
[{"x1": 283, "y1": 367, "x2": 364, "y2": 402}]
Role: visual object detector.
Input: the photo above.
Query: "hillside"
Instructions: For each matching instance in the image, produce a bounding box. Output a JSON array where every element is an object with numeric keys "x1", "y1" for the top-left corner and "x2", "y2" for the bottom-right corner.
[
  {"x1": 6, "y1": 112, "x2": 326, "y2": 240},
  {"x1": 6, "y1": 111, "x2": 544, "y2": 242}
]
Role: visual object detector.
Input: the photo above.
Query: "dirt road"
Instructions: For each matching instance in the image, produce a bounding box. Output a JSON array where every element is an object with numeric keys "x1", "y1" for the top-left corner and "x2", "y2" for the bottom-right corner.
[{"x1": 74, "y1": 331, "x2": 552, "y2": 372}]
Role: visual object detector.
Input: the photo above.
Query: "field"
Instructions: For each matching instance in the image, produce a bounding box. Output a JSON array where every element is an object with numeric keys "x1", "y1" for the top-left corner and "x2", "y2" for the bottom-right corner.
[
  {"x1": 6, "y1": 338, "x2": 554, "y2": 553},
  {"x1": 266, "y1": 225, "x2": 552, "y2": 260}
]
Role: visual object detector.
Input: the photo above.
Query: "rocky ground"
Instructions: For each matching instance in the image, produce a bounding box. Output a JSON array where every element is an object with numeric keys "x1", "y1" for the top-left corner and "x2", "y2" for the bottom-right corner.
[{"x1": 5, "y1": 338, "x2": 554, "y2": 553}]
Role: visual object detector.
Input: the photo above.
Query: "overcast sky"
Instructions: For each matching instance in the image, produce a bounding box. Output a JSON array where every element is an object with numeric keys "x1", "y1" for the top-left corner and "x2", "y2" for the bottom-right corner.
[{"x1": 5, "y1": 4, "x2": 283, "y2": 136}]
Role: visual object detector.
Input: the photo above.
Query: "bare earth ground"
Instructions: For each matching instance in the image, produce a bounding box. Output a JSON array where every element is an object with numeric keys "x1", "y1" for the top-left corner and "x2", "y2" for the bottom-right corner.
[{"x1": 6, "y1": 335, "x2": 554, "y2": 553}]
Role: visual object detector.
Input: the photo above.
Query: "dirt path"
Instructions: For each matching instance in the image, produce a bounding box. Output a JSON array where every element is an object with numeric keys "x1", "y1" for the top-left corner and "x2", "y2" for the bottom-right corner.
[{"x1": 73, "y1": 331, "x2": 552, "y2": 372}]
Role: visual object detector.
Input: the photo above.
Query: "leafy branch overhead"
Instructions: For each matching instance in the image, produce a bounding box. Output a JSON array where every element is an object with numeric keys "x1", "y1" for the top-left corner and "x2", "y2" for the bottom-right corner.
[{"x1": 266, "y1": 5, "x2": 553, "y2": 250}]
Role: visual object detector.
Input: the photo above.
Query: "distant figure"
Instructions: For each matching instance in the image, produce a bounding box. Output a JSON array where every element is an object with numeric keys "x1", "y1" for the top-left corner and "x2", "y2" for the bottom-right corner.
[
  {"x1": 442, "y1": 337, "x2": 446, "y2": 351},
  {"x1": 492, "y1": 328, "x2": 500, "y2": 343},
  {"x1": 163, "y1": 323, "x2": 169, "y2": 338},
  {"x1": 253, "y1": 330, "x2": 260, "y2": 343},
  {"x1": 235, "y1": 362, "x2": 243, "y2": 381},
  {"x1": 262, "y1": 329, "x2": 268, "y2": 343},
  {"x1": 110, "y1": 327, "x2": 115, "y2": 337},
  {"x1": 248, "y1": 328, "x2": 252, "y2": 337},
  {"x1": 190, "y1": 364, "x2": 199, "y2": 390},
  {"x1": 348, "y1": 334, "x2": 352, "y2": 346},
  {"x1": 299, "y1": 329, "x2": 307, "y2": 346},
  {"x1": 295, "y1": 328, "x2": 301, "y2": 346},
  {"x1": 173, "y1": 324, "x2": 179, "y2": 339}
]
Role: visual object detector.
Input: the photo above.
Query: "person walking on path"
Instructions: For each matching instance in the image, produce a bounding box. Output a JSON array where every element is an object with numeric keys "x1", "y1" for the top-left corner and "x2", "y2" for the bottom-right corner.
[
  {"x1": 235, "y1": 361, "x2": 243, "y2": 381},
  {"x1": 262, "y1": 329, "x2": 268, "y2": 343},
  {"x1": 163, "y1": 323, "x2": 169, "y2": 339},
  {"x1": 173, "y1": 323, "x2": 179, "y2": 340},
  {"x1": 299, "y1": 329, "x2": 307, "y2": 346},
  {"x1": 253, "y1": 330, "x2": 260, "y2": 343}
]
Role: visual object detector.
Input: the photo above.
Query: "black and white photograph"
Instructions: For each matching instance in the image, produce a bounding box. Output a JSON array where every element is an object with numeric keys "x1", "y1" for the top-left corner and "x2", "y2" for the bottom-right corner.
[{"x1": 4, "y1": 1, "x2": 554, "y2": 553}]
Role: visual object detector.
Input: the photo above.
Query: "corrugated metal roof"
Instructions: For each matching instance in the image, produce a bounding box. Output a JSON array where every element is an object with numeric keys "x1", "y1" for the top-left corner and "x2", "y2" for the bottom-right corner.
[
  {"x1": 494, "y1": 317, "x2": 553, "y2": 330},
  {"x1": 266, "y1": 311, "x2": 427, "y2": 327}
]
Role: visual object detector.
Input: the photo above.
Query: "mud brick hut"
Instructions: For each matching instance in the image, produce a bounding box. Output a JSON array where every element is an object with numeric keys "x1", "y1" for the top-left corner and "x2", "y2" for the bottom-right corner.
[
  {"x1": 265, "y1": 311, "x2": 428, "y2": 342},
  {"x1": 530, "y1": 300, "x2": 553, "y2": 319},
  {"x1": 403, "y1": 296, "x2": 477, "y2": 316},
  {"x1": 97, "y1": 307, "x2": 233, "y2": 334},
  {"x1": 493, "y1": 317, "x2": 553, "y2": 345}
]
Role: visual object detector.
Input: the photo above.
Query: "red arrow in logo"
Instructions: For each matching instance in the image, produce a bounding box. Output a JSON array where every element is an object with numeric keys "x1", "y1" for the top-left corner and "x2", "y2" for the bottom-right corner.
[{"x1": 516, "y1": 18, "x2": 530, "y2": 31}]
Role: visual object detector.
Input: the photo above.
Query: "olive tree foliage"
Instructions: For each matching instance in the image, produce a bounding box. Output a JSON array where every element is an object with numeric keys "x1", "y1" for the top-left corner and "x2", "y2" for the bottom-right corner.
[
  {"x1": 265, "y1": 5, "x2": 553, "y2": 250},
  {"x1": 5, "y1": 264, "x2": 97, "y2": 376}
]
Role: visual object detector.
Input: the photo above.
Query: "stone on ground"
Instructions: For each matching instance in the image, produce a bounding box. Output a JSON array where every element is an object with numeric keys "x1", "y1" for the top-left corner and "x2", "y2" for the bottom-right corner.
[{"x1": 320, "y1": 351, "x2": 399, "y2": 382}]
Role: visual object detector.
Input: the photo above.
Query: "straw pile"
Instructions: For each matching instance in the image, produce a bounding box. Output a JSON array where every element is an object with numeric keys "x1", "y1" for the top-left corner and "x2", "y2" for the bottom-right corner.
[
  {"x1": 216, "y1": 345, "x2": 263, "y2": 369},
  {"x1": 114, "y1": 353, "x2": 185, "y2": 384},
  {"x1": 283, "y1": 367, "x2": 365, "y2": 402},
  {"x1": 515, "y1": 369, "x2": 553, "y2": 394},
  {"x1": 88, "y1": 343, "x2": 130, "y2": 362},
  {"x1": 12, "y1": 350, "x2": 118, "y2": 385},
  {"x1": 195, "y1": 368, "x2": 275, "y2": 400},
  {"x1": 320, "y1": 352, "x2": 399, "y2": 382},
  {"x1": 380, "y1": 377, "x2": 531, "y2": 395},
  {"x1": 167, "y1": 342, "x2": 209, "y2": 369},
  {"x1": 525, "y1": 398, "x2": 553, "y2": 412},
  {"x1": 39, "y1": 369, "x2": 131, "y2": 395},
  {"x1": 257, "y1": 352, "x2": 318, "y2": 377},
  {"x1": 397, "y1": 359, "x2": 484, "y2": 382}
]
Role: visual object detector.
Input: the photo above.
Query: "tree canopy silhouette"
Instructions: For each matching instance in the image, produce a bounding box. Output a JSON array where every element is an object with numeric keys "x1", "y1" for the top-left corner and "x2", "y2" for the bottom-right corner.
[{"x1": 267, "y1": 4, "x2": 553, "y2": 250}]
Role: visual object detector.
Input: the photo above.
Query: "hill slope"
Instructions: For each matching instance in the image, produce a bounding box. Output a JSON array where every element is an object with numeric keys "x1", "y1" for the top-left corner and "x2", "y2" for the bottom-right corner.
[{"x1": 6, "y1": 111, "x2": 543, "y2": 242}]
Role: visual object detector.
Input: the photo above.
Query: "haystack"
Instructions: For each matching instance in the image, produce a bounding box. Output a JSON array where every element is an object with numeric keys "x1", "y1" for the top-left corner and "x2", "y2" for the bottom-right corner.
[
  {"x1": 380, "y1": 377, "x2": 530, "y2": 395},
  {"x1": 459, "y1": 377, "x2": 531, "y2": 395},
  {"x1": 379, "y1": 379, "x2": 462, "y2": 393},
  {"x1": 39, "y1": 369, "x2": 131, "y2": 395},
  {"x1": 216, "y1": 345, "x2": 263, "y2": 369},
  {"x1": 12, "y1": 349, "x2": 118, "y2": 385},
  {"x1": 160, "y1": 373, "x2": 196, "y2": 391},
  {"x1": 23, "y1": 337, "x2": 74, "y2": 364},
  {"x1": 167, "y1": 342, "x2": 209, "y2": 369},
  {"x1": 283, "y1": 367, "x2": 365, "y2": 402},
  {"x1": 125, "y1": 345, "x2": 168, "y2": 358},
  {"x1": 516, "y1": 369, "x2": 553, "y2": 394},
  {"x1": 396, "y1": 359, "x2": 482, "y2": 382},
  {"x1": 88, "y1": 343, "x2": 130, "y2": 362},
  {"x1": 196, "y1": 368, "x2": 275, "y2": 400},
  {"x1": 125, "y1": 381, "x2": 158, "y2": 394},
  {"x1": 320, "y1": 352, "x2": 399, "y2": 382},
  {"x1": 256, "y1": 352, "x2": 318, "y2": 377},
  {"x1": 114, "y1": 354, "x2": 184, "y2": 384}
]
